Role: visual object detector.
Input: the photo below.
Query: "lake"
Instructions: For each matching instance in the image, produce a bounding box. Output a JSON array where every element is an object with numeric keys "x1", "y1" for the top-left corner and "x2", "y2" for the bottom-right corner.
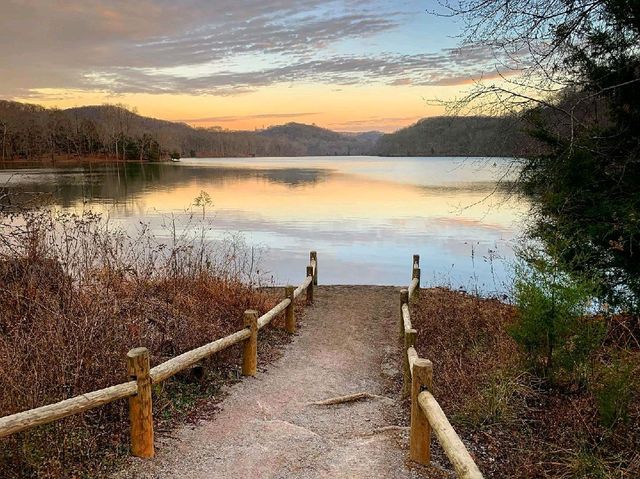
[{"x1": 0, "y1": 156, "x2": 527, "y2": 291}]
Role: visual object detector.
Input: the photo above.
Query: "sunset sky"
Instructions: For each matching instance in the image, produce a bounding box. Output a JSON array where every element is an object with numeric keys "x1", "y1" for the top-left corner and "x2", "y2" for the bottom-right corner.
[{"x1": 0, "y1": 1, "x2": 517, "y2": 132}]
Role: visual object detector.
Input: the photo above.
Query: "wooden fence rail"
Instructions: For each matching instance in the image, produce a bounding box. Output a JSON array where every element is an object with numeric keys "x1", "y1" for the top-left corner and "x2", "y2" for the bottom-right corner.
[
  {"x1": 0, "y1": 251, "x2": 319, "y2": 460},
  {"x1": 400, "y1": 255, "x2": 483, "y2": 479}
]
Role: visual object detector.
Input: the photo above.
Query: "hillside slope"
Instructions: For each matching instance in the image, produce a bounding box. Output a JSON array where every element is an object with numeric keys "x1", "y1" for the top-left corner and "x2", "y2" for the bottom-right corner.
[
  {"x1": 372, "y1": 116, "x2": 542, "y2": 157},
  {"x1": 258, "y1": 122, "x2": 380, "y2": 156},
  {"x1": 0, "y1": 102, "x2": 381, "y2": 161},
  {"x1": 1, "y1": 100, "x2": 542, "y2": 161}
]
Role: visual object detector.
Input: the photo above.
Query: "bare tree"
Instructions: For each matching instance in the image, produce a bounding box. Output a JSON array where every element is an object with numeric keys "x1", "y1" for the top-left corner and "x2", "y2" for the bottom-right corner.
[
  {"x1": 437, "y1": 0, "x2": 639, "y2": 118},
  {"x1": 1, "y1": 120, "x2": 6, "y2": 162}
]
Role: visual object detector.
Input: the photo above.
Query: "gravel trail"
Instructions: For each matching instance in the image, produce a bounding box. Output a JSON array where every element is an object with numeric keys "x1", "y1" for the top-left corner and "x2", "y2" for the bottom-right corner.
[{"x1": 121, "y1": 286, "x2": 433, "y2": 478}]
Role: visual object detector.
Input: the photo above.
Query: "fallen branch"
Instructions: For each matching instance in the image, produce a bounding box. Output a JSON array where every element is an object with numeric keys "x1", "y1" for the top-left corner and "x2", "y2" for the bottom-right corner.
[{"x1": 308, "y1": 392, "x2": 390, "y2": 406}]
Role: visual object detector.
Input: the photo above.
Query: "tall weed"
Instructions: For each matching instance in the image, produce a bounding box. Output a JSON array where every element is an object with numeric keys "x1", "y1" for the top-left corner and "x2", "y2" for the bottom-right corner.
[{"x1": 0, "y1": 208, "x2": 277, "y2": 477}]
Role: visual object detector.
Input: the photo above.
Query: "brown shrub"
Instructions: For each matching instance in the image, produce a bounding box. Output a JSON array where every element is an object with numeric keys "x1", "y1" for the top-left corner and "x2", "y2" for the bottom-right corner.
[
  {"x1": 410, "y1": 288, "x2": 519, "y2": 414},
  {"x1": 0, "y1": 210, "x2": 283, "y2": 478},
  {"x1": 410, "y1": 288, "x2": 640, "y2": 478}
]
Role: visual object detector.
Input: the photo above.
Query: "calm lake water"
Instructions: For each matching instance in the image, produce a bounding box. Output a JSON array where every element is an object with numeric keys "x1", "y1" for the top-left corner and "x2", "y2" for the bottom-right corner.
[{"x1": 0, "y1": 156, "x2": 527, "y2": 290}]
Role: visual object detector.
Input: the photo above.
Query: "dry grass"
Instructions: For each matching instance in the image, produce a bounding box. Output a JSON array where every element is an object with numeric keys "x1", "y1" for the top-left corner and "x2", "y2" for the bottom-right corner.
[
  {"x1": 410, "y1": 288, "x2": 519, "y2": 415},
  {"x1": 410, "y1": 288, "x2": 640, "y2": 478},
  {"x1": 0, "y1": 209, "x2": 296, "y2": 478}
]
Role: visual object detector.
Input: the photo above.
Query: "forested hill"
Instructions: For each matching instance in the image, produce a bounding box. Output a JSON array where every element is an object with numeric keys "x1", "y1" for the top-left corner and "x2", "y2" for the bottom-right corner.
[
  {"x1": 0, "y1": 101, "x2": 380, "y2": 161},
  {"x1": 258, "y1": 122, "x2": 381, "y2": 156},
  {"x1": 0, "y1": 100, "x2": 540, "y2": 161},
  {"x1": 372, "y1": 116, "x2": 542, "y2": 157}
]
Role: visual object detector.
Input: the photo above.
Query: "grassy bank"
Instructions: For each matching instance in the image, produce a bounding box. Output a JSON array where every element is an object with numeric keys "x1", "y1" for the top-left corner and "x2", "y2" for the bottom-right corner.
[
  {"x1": 0, "y1": 209, "x2": 295, "y2": 478},
  {"x1": 410, "y1": 288, "x2": 639, "y2": 478}
]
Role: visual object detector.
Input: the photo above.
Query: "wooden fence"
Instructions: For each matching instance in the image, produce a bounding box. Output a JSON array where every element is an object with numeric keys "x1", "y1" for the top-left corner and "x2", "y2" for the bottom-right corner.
[
  {"x1": 400, "y1": 255, "x2": 483, "y2": 479},
  {"x1": 0, "y1": 251, "x2": 319, "y2": 459}
]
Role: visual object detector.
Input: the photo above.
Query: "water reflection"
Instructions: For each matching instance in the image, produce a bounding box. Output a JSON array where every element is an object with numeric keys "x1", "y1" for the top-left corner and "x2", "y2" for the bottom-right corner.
[
  {"x1": 0, "y1": 157, "x2": 526, "y2": 290},
  {"x1": 0, "y1": 162, "x2": 331, "y2": 205}
]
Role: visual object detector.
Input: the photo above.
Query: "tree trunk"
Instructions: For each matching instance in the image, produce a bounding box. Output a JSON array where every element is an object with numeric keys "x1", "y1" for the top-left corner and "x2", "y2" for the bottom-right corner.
[{"x1": 1, "y1": 122, "x2": 6, "y2": 161}]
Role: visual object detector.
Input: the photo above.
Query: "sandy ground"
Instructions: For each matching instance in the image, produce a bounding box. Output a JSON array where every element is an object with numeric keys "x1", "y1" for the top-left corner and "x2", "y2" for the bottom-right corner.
[{"x1": 118, "y1": 286, "x2": 443, "y2": 479}]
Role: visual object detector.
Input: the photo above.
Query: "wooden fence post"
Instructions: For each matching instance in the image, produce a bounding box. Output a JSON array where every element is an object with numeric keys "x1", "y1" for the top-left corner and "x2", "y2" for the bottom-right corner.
[
  {"x1": 127, "y1": 347, "x2": 154, "y2": 459},
  {"x1": 285, "y1": 285, "x2": 296, "y2": 333},
  {"x1": 306, "y1": 265, "x2": 314, "y2": 304},
  {"x1": 403, "y1": 328, "x2": 417, "y2": 397},
  {"x1": 242, "y1": 310, "x2": 258, "y2": 376},
  {"x1": 410, "y1": 358, "x2": 433, "y2": 465},
  {"x1": 399, "y1": 288, "x2": 409, "y2": 339},
  {"x1": 310, "y1": 251, "x2": 318, "y2": 285},
  {"x1": 412, "y1": 267, "x2": 421, "y2": 298}
]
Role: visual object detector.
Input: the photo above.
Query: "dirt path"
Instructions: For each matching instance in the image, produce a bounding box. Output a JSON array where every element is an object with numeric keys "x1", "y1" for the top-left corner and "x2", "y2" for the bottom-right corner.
[{"x1": 122, "y1": 286, "x2": 435, "y2": 478}]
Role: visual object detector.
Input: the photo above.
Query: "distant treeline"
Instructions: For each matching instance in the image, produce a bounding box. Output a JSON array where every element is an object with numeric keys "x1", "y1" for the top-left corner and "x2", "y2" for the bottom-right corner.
[
  {"x1": 258, "y1": 122, "x2": 379, "y2": 156},
  {"x1": 0, "y1": 100, "x2": 543, "y2": 162},
  {"x1": 374, "y1": 116, "x2": 543, "y2": 157},
  {"x1": 0, "y1": 101, "x2": 379, "y2": 161}
]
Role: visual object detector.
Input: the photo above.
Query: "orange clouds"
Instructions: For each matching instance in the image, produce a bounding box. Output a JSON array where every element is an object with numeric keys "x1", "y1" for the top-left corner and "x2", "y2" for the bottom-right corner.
[{"x1": 21, "y1": 82, "x2": 450, "y2": 132}]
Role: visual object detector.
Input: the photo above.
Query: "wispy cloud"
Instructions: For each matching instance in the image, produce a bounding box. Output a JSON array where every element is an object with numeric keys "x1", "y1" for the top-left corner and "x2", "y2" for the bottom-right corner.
[
  {"x1": 78, "y1": 47, "x2": 524, "y2": 95},
  {"x1": 180, "y1": 112, "x2": 321, "y2": 123},
  {"x1": 327, "y1": 115, "x2": 424, "y2": 132},
  {"x1": 0, "y1": 1, "x2": 527, "y2": 99}
]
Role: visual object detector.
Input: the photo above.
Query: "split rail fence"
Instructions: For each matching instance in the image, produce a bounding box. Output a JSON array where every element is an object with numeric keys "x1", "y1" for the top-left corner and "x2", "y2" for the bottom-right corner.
[
  {"x1": 0, "y1": 251, "x2": 319, "y2": 459},
  {"x1": 401, "y1": 255, "x2": 483, "y2": 479}
]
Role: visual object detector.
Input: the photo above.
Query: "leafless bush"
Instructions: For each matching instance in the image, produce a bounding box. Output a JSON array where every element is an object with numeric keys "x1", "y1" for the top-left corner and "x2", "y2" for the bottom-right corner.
[
  {"x1": 410, "y1": 288, "x2": 639, "y2": 478},
  {"x1": 0, "y1": 208, "x2": 278, "y2": 477}
]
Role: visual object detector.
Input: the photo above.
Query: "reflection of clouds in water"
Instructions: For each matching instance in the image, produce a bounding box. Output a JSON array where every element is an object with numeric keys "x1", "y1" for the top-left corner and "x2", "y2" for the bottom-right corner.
[
  {"x1": 186, "y1": 156, "x2": 515, "y2": 187},
  {"x1": 193, "y1": 212, "x2": 516, "y2": 288},
  {"x1": 417, "y1": 181, "x2": 502, "y2": 194},
  {"x1": 259, "y1": 238, "x2": 514, "y2": 288},
  {"x1": 0, "y1": 157, "x2": 525, "y2": 290},
  {"x1": 429, "y1": 215, "x2": 515, "y2": 235},
  {"x1": 0, "y1": 162, "x2": 334, "y2": 208},
  {"x1": 253, "y1": 168, "x2": 331, "y2": 187},
  {"x1": 102, "y1": 207, "x2": 517, "y2": 288},
  {"x1": 259, "y1": 246, "x2": 409, "y2": 286},
  {"x1": 126, "y1": 205, "x2": 515, "y2": 248},
  {"x1": 436, "y1": 238, "x2": 505, "y2": 258}
]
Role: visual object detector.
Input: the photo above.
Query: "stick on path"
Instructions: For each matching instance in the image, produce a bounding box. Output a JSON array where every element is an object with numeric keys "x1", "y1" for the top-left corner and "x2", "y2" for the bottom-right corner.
[{"x1": 118, "y1": 286, "x2": 439, "y2": 479}]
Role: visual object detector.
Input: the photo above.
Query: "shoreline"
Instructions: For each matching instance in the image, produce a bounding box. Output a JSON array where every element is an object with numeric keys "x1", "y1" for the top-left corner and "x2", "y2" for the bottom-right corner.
[{"x1": 0, "y1": 154, "x2": 518, "y2": 169}]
